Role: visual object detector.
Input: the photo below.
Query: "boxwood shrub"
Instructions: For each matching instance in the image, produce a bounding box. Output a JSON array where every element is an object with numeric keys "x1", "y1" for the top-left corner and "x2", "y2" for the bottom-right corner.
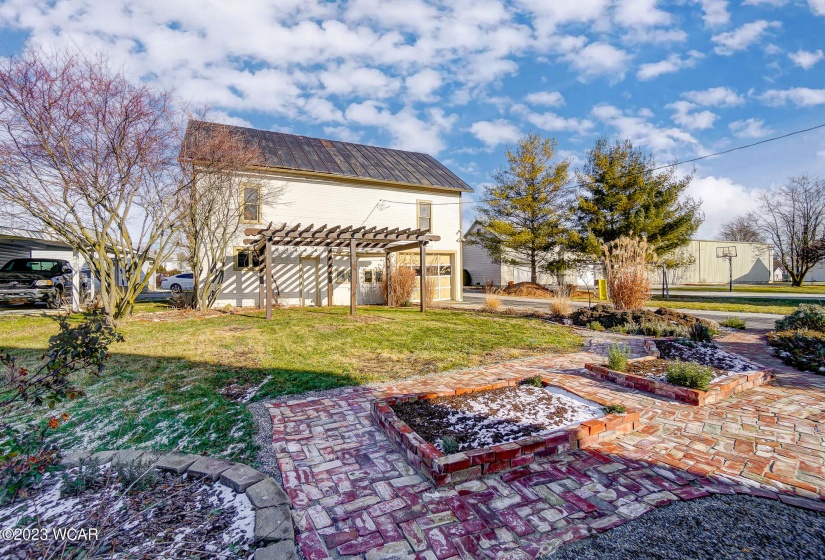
[
  {"x1": 775, "y1": 304, "x2": 825, "y2": 333},
  {"x1": 665, "y1": 360, "x2": 714, "y2": 390}
]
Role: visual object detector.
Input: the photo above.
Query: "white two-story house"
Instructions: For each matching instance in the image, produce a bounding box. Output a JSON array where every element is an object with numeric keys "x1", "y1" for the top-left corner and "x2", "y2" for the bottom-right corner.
[{"x1": 191, "y1": 122, "x2": 471, "y2": 308}]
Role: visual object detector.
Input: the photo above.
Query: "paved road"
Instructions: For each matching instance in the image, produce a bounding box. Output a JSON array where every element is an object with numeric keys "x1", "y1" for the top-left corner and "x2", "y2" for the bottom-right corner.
[
  {"x1": 662, "y1": 289, "x2": 824, "y2": 300},
  {"x1": 460, "y1": 291, "x2": 784, "y2": 330}
]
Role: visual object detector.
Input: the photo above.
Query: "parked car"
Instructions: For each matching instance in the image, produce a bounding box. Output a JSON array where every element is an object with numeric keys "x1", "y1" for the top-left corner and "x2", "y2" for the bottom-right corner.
[
  {"x1": 160, "y1": 272, "x2": 194, "y2": 293},
  {"x1": 0, "y1": 258, "x2": 76, "y2": 308}
]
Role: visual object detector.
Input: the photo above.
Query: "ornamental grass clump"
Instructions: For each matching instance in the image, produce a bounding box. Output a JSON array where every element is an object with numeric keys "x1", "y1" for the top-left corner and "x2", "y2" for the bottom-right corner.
[
  {"x1": 481, "y1": 295, "x2": 502, "y2": 313},
  {"x1": 607, "y1": 343, "x2": 631, "y2": 372},
  {"x1": 721, "y1": 317, "x2": 747, "y2": 330},
  {"x1": 603, "y1": 403, "x2": 627, "y2": 414},
  {"x1": 666, "y1": 360, "x2": 713, "y2": 390},
  {"x1": 603, "y1": 235, "x2": 655, "y2": 311},
  {"x1": 523, "y1": 375, "x2": 544, "y2": 387}
]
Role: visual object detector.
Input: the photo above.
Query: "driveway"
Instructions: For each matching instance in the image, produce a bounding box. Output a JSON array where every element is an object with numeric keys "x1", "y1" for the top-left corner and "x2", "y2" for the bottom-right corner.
[{"x1": 459, "y1": 291, "x2": 784, "y2": 330}]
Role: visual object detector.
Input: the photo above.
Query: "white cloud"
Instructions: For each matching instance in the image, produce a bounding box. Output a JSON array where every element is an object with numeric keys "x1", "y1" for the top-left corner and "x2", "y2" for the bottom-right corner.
[
  {"x1": 591, "y1": 104, "x2": 699, "y2": 158},
  {"x1": 682, "y1": 86, "x2": 744, "y2": 107},
  {"x1": 469, "y1": 119, "x2": 521, "y2": 148},
  {"x1": 760, "y1": 87, "x2": 825, "y2": 106},
  {"x1": 566, "y1": 42, "x2": 631, "y2": 81},
  {"x1": 319, "y1": 63, "x2": 400, "y2": 98},
  {"x1": 405, "y1": 68, "x2": 443, "y2": 101},
  {"x1": 636, "y1": 50, "x2": 704, "y2": 80},
  {"x1": 712, "y1": 20, "x2": 780, "y2": 55},
  {"x1": 666, "y1": 101, "x2": 718, "y2": 130},
  {"x1": 525, "y1": 111, "x2": 595, "y2": 133},
  {"x1": 693, "y1": 0, "x2": 730, "y2": 26},
  {"x1": 729, "y1": 118, "x2": 772, "y2": 138},
  {"x1": 788, "y1": 49, "x2": 824, "y2": 70},
  {"x1": 525, "y1": 91, "x2": 565, "y2": 107},
  {"x1": 685, "y1": 176, "x2": 763, "y2": 238},
  {"x1": 205, "y1": 110, "x2": 254, "y2": 128},
  {"x1": 344, "y1": 101, "x2": 456, "y2": 153},
  {"x1": 743, "y1": 0, "x2": 789, "y2": 5},
  {"x1": 303, "y1": 97, "x2": 345, "y2": 123},
  {"x1": 818, "y1": 149, "x2": 825, "y2": 159},
  {"x1": 614, "y1": 0, "x2": 672, "y2": 27},
  {"x1": 322, "y1": 126, "x2": 363, "y2": 143},
  {"x1": 810, "y1": 0, "x2": 825, "y2": 16}
]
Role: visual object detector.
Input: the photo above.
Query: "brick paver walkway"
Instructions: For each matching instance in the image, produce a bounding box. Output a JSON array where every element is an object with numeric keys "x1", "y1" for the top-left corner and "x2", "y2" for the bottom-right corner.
[{"x1": 267, "y1": 335, "x2": 825, "y2": 560}]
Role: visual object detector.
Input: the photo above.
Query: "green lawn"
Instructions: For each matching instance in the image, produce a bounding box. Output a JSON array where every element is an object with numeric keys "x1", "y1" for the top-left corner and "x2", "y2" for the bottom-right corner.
[
  {"x1": 647, "y1": 295, "x2": 817, "y2": 314},
  {"x1": 1, "y1": 304, "x2": 582, "y2": 465},
  {"x1": 668, "y1": 283, "x2": 825, "y2": 294}
]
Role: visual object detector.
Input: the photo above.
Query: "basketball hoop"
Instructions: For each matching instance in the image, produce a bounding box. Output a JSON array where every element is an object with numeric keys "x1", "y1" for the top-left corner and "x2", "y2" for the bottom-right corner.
[{"x1": 716, "y1": 246, "x2": 737, "y2": 291}]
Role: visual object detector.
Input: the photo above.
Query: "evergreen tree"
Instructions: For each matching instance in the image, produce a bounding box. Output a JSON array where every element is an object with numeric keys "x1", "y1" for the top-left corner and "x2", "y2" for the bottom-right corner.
[
  {"x1": 468, "y1": 134, "x2": 572, "y2": 283},
  {"x1": 573, "y1": 137, "x2": 703, "y2": 257}
]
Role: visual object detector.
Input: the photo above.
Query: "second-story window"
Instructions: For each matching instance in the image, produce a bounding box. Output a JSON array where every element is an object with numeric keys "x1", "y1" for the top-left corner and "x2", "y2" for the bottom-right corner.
[
  {"x1": 241, "y1": 184, "x2": 262, "y2": 223},
  {"x1": 417, "y1": 201, "x2": 431, "y2": 231}
]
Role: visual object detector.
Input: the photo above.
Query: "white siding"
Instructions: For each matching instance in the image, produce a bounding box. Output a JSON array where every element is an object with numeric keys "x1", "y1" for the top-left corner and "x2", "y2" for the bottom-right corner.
[
  {"x1": 462, "y1": 223, "x2": 502, "y2": 286},
  {"x1": 669, "y1": 240, "x2": 773, "y2": 285},
  {"x1": 213, "y1": 171, "x2": 464, "y2": 307}
]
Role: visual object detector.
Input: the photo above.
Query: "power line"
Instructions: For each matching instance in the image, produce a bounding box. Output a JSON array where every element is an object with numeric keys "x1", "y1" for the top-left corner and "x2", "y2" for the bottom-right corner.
[{"x1": 379, "y1": 121, "x2": 825, "y2": 207}]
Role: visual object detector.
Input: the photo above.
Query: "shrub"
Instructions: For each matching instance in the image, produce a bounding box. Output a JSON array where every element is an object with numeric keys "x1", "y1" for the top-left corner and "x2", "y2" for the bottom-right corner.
[
  {"x1": 721, "y1": 317, "x2": 747, "y2": 330},
  {"x1": 440, "y1": 436, "x2": 459, "y2": 454},
  {"x1": 775, "y1": 304, "x2": 825, "y2": 333},
  {"x1": 61, "y1": 457, "x2": 104, "y2": 498},
  {"x1": 0, "y1": 313, "x2": 122, "y2": 503},
  {"x1": 603, "y1": 403, "x2": 627, "y2": 414},
  {"x1": 609, "y1": 321, "x2": 639, "y2": 335},
  {"x1": 116, "y1": 460, "x2": 160, "y2": 492},
  {"x1": 463, "y1": 269, "x2": 472, "y2": 286},
  {"x1": 603, "y1": 235, "x2": 654, "y2": 311},
  {"x1": 523, "y1": 375, "x2": 544, "y2": 387},
  {"x1": 481, "y1": 296, "x2": 502, "y2": 313},
  {"x1": 424, "y1": 276, "x2": 438, "y2": 307},
  {"x1": 550, "y1": 298, "x2": 572, "y2": 318},
  {"x1": 382, "y1": 264, "x2": 417, "y2": 306},
  {"x1": 588, "y1": 321, "x2": 606, "y2": 332},
  {"x1": 688, "y1": 322, "x2": 712, "y2": 343},
  {"x1": 666, "y1": 361, "x2": 713, "y2": 390},
  {"x1": 767, "y1": 329, "x2": 825, "y2": 373},
  {"x1": 607, "y1": 343, "x2": 631, "y2": 372}
]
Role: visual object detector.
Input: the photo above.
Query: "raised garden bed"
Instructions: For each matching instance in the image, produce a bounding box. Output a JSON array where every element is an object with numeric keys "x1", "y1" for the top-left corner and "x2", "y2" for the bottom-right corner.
[
  {"x1": 584, "y1": 339, "x2": 774, "y2": 406},
  {"x1": 371, "y1": 378, "x2": 640, "y2": 486}
]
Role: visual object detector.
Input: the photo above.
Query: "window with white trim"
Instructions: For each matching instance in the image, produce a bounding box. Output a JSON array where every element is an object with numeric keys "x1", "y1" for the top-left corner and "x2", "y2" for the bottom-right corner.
[{"x1": 417, "y1": 201, "x2": 431, "y2": 231}]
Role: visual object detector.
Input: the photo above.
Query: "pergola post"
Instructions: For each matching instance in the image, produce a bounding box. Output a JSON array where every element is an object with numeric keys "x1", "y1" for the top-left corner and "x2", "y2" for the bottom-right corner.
[
  {"x1": 419, "y1": 241, "x2": 427, "y2": 312},
  {"x1": 258, "y1": 248, "x2": 265, "y2": 310},
  {"x1": 350, "y1": 239, "x2": 357, "y2": 316},
  {"x1": 327, "y1": 249, "x2": 334, "y2": 307},
  {"x1": 385, "y1": 252, "x2": 392, "y2": 307},
  {"x1": 265, "y1": 239, "x2": 273, "y2": 320}
]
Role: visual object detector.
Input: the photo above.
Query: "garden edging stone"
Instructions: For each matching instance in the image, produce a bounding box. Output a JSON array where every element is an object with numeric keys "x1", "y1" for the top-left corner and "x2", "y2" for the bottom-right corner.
[{"x1": 59, "y1": 449, "x2": 297, "y2": 560}]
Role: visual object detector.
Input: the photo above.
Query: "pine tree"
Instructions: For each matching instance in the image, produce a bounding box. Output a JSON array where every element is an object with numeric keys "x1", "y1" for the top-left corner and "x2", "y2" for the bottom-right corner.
[
  {"x1": 573, "y1": 137, "x2": 703, "y2": 257},
  {"x1": 468, "y1": 134, "x2": 572, "y2": 283}
]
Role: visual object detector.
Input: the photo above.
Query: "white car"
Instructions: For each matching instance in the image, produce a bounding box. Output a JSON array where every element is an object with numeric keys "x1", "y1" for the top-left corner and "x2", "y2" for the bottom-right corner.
[{"x1": 160, "y1": 272, "x2": 194, "y2": 293}]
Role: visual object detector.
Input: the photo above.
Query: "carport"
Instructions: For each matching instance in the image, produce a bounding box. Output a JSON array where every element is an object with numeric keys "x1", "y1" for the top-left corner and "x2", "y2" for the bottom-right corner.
[{"x1": 0, "y1": 227, "x2": 87, "y2": 311}]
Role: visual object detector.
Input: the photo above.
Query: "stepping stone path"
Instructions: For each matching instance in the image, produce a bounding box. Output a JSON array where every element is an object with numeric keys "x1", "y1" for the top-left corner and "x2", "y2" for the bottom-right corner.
[{"x1": 268, "y1": 333, "x2": 825, "y2": 559}]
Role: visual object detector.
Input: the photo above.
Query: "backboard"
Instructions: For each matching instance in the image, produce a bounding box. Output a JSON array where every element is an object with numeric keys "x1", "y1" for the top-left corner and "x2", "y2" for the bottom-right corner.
[{"x1": 716, "y1": 246, "x2": 737, "y2": 258}]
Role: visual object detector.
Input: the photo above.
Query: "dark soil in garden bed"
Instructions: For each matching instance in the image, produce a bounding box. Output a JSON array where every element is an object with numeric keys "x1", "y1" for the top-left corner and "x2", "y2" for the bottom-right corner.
[
  {"x1": 0, "y1": 467, "x2": 253, "y2": 559},
  {"x1": 571, "y1": 304, "x2": 714, "y2": 330},
  {"x1": 627, "y1": 358, "x2": 727, "y2": 381},
  {"x1": 655, "y1": 339, "x2": 759, "y2": 372},
  {"x1": 392, "y1": 385, "x2": 602, "y2": 451}
]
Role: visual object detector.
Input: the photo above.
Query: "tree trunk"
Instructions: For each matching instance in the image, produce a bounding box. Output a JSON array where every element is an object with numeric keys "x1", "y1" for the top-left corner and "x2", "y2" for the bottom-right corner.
[{"x1": 530, "y1": 251, "x2": 537, "y2": 284}]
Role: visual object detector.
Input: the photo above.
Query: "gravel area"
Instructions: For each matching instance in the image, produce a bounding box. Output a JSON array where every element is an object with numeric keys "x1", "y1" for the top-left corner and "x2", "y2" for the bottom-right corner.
[{"x1": 545, "y1": 495, "x2": 825, "y2": 560}]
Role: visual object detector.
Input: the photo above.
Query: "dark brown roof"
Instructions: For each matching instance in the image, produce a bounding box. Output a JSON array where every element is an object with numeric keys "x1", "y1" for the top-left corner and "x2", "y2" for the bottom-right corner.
[{"x1": 183, "y1": 120, "x2": 472, "y2": 192}]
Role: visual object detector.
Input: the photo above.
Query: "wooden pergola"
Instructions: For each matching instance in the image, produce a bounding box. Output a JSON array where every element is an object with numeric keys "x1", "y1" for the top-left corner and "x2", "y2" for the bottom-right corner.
[{"x1": 243, "y1": 223, "x2": 441, "y2": 318}]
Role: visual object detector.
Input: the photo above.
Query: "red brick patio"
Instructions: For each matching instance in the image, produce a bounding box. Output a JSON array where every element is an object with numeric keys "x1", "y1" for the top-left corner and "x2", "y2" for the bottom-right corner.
[{"x1": 267, "y1": 333, "x2": 825, "y2": 559}]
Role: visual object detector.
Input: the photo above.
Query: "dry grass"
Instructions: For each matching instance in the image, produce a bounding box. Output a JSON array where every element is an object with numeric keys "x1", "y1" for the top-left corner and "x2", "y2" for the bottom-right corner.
[
  {"x1": 424, "y1": 276, "x2": 438, "y2": 307},
  {"x1": 481, "y1": 295, "x2": 502, "y2": 312},
  {"x1": 603, "y1": 235, "x2": 654, "y2": 310},
  {"x1": 382, "y1": 264, "x2": 417, "y2": 306},
  {"x1": 549, "y1": 286, "x2": 572, "y2": 318}
]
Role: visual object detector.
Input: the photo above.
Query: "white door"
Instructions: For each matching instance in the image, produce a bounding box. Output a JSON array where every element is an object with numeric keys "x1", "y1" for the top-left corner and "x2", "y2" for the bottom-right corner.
[{"x1": 300, "y1": 257, "x2": 320, "y2": 306}]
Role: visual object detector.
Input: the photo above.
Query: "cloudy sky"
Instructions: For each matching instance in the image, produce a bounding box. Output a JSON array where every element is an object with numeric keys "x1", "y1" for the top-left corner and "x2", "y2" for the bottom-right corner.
[{"x1": 1, "y1": 0, "x2": 823, "y2": 237}]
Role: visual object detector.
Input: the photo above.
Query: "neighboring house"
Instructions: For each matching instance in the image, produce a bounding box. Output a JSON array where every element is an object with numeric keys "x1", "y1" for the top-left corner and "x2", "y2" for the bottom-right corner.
[
  {"x1": 191, "y1": 123, "x2": 472, "y2": 308},
  {"x1": 462, "y1": 221, "x2": 597, "y2": 288},
  {"x1": 464, "y1": 222, "x2": 774, "y2": 287}
]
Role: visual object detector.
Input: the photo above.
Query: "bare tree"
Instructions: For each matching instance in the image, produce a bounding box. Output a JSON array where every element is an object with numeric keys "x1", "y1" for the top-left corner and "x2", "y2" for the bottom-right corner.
[
  {"x1": 0, "y1": 48, "x2": 184, "y2": 318},
  {"x1": 750, "y1": 175, "x2": 825, "y2": 286},
  {"x1": 717, "y1": 216, "x2": 765, "y2": 243},
  {"x1": 178, "y1": 120, "x2": 282, "y2": 310}
]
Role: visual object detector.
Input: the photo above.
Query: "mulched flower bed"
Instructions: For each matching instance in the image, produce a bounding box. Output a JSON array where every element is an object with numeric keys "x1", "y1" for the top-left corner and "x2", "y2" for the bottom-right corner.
[
  {"x1": 0, "y1": 467, "x2": 254, "y2": 559},
  {"x1": 392, "y1": 385, "x2": 603, "y2": 452},
  {"x1": 654, "y1": 339, "x2": 759, "y2": 372}
]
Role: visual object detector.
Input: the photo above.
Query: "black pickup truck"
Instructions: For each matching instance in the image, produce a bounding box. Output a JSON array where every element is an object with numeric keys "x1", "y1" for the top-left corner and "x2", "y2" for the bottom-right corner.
[{"x1": 0, "y1": 258, "x2": 75, "y2": 308}]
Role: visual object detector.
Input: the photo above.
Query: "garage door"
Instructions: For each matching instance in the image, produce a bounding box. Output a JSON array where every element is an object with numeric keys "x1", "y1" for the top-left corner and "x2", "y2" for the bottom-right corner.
[
  {"x1": 401, "y1": 253, "x2": 453, "y2": 302},
  {"x1": 0, "y1": 243, "x2": 30, "y2": 267}
]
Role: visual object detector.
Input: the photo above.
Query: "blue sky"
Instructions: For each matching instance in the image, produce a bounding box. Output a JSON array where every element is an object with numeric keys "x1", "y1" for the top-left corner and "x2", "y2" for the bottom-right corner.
[{"x1": 1, "y1": 0, "x2": 823, "y2": 237}]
